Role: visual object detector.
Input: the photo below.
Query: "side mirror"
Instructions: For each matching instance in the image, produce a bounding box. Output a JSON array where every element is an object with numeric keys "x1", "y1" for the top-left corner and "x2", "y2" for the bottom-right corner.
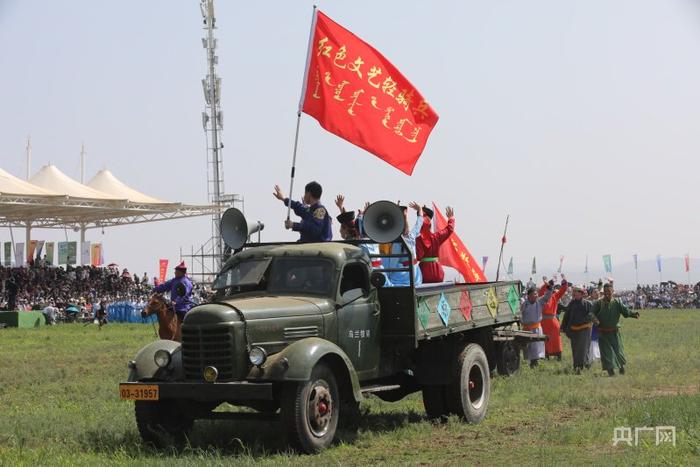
[{"x1": 370, "y1": 271, "x2": 386, "y2": 288}]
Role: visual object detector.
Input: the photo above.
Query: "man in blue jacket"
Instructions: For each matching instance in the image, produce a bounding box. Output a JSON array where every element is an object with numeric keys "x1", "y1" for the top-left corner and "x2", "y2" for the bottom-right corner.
[
  {"x1": 152, "y1": 261, "x2": 194, "y2": 321},
  {"x1": 273, "y1": 181, "x2": 332, "y2": 242}
]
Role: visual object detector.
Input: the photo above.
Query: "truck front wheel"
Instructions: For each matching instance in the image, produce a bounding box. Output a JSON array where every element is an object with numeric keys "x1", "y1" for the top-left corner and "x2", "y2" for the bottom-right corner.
[
  {"x1": 134, "y1": 400, "x2": 193, "y2": 446},
  {"x1": 448, "y1": 343, "x2": 490, "y2": 423},
  {"x1": 281, "y1": 363, "x2": 339, "y2": 453}
]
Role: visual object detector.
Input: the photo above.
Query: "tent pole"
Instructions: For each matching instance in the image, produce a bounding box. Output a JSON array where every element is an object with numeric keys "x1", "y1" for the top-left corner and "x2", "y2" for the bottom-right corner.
[
  {"x1": 8, "y1": 226, "x2": 16, "y2": 265},
  {"x1": 25, "y1": 222, "x2": 31, "y2": 266},
  {"x1": 80, "y1": 225, "x2": 86, "y2": 265}
]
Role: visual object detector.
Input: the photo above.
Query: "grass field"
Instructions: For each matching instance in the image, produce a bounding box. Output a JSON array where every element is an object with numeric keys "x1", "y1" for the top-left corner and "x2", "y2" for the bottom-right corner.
[{"x1": 0, "y1": 310, "x2": 698, "y2": 466}]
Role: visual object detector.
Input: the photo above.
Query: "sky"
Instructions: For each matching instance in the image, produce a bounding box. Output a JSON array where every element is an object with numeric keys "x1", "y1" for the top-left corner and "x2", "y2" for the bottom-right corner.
[{"x1": 1, "y1": 0, "x2": 700, "y2": 288}]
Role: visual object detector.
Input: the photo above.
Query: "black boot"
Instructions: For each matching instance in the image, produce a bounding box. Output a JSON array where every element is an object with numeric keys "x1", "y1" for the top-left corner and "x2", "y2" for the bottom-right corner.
[
  {"x1": 619, "y1": 366, "x2": 625, "y2": 375},
  {"x1": 530, "y1": 359, "x2": 539, "y2": 368},
  {"x1": 607, "y1": 369, "x2": 615, "y2": 376},
  {"x1": 556, "y1": 353, "x2": 562, "y2": 361},
  {"x1": 574, "y1": 367, "x2": 582, "y2": 375}
]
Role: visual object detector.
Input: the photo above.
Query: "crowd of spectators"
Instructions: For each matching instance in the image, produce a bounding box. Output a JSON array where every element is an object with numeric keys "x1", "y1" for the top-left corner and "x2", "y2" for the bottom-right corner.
[
  {"x1": 617, "y1": 282, "x2": 700, "y2": 309},
  {"x1": 1, "y1": 263, "x2": 211, "y2": 322}
]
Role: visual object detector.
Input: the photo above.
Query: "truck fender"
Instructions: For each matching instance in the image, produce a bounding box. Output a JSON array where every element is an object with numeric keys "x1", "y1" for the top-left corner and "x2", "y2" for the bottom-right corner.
[
  {"x1": 250, "y1": 337, "x2": 362, "y2": 402},
  {"x1": 128, "y1": 339, "x2": 183, "y2": 382}
]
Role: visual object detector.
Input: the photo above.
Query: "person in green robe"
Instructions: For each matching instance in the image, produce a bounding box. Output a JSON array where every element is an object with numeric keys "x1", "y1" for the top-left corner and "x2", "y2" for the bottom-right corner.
[{"x1": 591, "y1": 283, "x2": 640, "y2": 376}]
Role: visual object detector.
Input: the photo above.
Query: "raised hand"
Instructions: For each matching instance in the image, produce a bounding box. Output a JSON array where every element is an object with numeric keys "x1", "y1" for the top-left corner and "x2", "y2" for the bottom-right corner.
[
  {"x1": 284, "y1": 219, "x2": 293, "y2": 230},
  {"x1": 335, "y1": 194, "x2": 345, "y2": 212},
  {"x1": 408, "y1": 201, "x2": 422, "y2": 216},
  {"x1": 273, "y1": 185, "x2": 285, "y2": 201},
  {"x1": 445, "y1": 206, "x2": 454, "y2": 218}
]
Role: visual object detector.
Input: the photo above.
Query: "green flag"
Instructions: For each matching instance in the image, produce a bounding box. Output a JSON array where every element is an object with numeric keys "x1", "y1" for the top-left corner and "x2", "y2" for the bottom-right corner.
[
  {"x1": 603, "y1": 254, "x2": 612, "y2": 273},
  {"x1": 46, "y1": 242, "x2": 55, "y2": 265}
]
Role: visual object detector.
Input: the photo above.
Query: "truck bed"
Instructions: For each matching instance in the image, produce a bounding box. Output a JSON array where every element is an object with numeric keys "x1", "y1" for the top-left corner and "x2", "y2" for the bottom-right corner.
[
  {"x1": 413, "y1": 280, "x2": 522, "y2": 340},
  {"x1": 377, "y1": 280, "x2": 522, "y2": 348}
]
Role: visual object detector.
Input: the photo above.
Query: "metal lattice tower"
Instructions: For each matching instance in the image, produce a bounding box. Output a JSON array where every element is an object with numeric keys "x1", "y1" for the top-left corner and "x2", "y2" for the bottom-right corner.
[{"x1": 200, "y1": 0, "x2": 225, "y2": 272}]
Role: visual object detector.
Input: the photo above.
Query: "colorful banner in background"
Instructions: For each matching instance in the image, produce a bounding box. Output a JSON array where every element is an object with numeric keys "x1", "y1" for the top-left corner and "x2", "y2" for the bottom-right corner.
[
  {"x1": 15, "y1": 243, "x2": 24, "y2": 266},
  {"x1": 656, "y1": 254, "x2": 662, "y2": 272},
  {"x1": 3, "y1": 242, "x2": 11, "y2": 266},
  {"x1": 684, "y1": 254, "x2": 690, "y2": 273},
  {"x1": 603, "y1": 254, "x2": 612, "y2": 273},
  {"x1": 481, "y1": 256, "x2": 489, "y2": 272},
  {"x1": 45, "y1": 242, "x2": 55, "y2": 265},
  {"x1": 531, "y1": 257, "x2": 536, "y2": 275},
  {"x1": 159, "y1": 259, "x2": 169, "y2": 283},
  {"x1": 91, "y1": 243, "x2": 104, "y2": 266},
  {"x1": 27, "y1": 239, "x2": 38, "y2": 262},
  {"x1": 58, "y1": 241, "x2": 77, "y2": 265},
  {"x1": 80, "y1": 241, "x2": 91, "y2": 266},
  {"x1": 35, "y1": 240, "x2": 45, "y2": 260}
]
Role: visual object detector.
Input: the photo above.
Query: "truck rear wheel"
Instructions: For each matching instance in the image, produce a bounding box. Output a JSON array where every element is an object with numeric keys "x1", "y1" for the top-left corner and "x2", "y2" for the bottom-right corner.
[
  {"x1": 447, "y1": 343, "x2": 490, "y2": 423},
  {"x1": 496, "y1": 340, "x2": 520, "y2": 376},
  {"x1": 281, "y1": 362, "x2": 339, "y2": 453},
  {"x1": 134, "y1": 400, "x2": 193, "y2": 446}
]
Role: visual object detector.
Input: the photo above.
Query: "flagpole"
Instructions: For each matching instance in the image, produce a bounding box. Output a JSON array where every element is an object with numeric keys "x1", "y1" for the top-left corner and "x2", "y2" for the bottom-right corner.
[
  {"x1": 495, "y1": 214, "x2": 509, "y2": 282},
  {"x1": 286, "y1": 5, "x2": 318, "y2": 221}
]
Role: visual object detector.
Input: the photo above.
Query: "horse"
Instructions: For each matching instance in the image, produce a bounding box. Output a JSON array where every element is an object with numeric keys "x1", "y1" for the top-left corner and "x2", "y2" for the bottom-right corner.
[{"x1": 142, "y1": 294, "x2": 181, "y2": 342}]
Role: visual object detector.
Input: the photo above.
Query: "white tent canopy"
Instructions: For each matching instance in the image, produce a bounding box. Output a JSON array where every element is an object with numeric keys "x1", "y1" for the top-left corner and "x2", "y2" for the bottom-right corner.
[
  {"x1": 87, "y1": 169, "x2": 171, "y2": 205},
  {"x1": 0, "y1": 165, "x2": 221, "y2": 231},
  {"x1": 30, "y1": 164, "x2": 124, "y2": 201},
  {"x1": 0, "y1": 167, "x2": 59, "y2": 197}
]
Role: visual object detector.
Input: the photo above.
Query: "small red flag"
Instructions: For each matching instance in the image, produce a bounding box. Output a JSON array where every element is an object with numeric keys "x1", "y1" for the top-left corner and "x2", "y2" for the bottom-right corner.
[
  {"x1": 301, "y1": 11, "x2": 439, "y2": 175},
  {"x1": 158, "y1": 259, "x2": 168, "y2": 284},
  {"x1": 433, "y1": 203, "x2": 486, "y2": 283}
]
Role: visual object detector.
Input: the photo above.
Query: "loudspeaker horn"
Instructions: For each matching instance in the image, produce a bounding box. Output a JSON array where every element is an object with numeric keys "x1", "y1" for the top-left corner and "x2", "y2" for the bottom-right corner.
[
  {"x1": 220, "y1": 208, "x2": 264, "y2": 250},
  {"x1": 363, "y1": 200, "x2": 405, "y2": 243}
]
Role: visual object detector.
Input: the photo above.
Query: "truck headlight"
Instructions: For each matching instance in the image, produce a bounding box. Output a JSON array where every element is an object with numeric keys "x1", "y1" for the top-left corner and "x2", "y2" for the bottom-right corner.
[
  {"x1": 248, "y1": 346, "x2": 267, "y2": 366},
  {"x1": 154, "y1": 349, "x2": 171, "y2": 368}
]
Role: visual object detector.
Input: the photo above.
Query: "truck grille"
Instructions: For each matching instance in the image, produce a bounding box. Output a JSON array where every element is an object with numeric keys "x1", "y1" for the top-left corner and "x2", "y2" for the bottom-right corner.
[{"x1": 182, "y1": 326, "x2": 236, "y2": 381}]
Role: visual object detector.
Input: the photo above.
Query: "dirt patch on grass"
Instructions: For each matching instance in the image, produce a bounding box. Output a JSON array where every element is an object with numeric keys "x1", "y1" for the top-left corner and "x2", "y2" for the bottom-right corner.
[{"x1": 644, "y1": 384, "x2": 699, "y2": 397}]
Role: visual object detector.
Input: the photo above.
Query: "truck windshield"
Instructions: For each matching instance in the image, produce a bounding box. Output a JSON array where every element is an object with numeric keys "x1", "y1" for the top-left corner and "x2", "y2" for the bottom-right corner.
[
  {"x1": 268, "y1": 258, "x2": 335, "y2": 296},
  {"x1": 212, "y1": 258, "x2": 272, "y2": 290}
]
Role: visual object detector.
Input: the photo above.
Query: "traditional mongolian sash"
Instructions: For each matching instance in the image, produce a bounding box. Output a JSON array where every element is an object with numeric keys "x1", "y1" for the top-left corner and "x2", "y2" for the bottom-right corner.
[
  {"x1": 419, "y1": 257, "x2": 439, "y2": 263},
  {"x1": 596, "y1": 326, "x2": 619, "y2": 334},
  {"x1": 522, "y1": 321, "x2": 541, "y2": 331},
  {"x1": 569, "y1": 322, "x2": 593, "y2": 332}
]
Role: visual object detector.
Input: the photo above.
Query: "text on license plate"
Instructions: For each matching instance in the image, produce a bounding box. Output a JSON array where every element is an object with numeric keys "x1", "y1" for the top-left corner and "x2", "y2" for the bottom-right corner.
[{"x1": 119, "y1": 384, "x2": 159, "y2": 401}]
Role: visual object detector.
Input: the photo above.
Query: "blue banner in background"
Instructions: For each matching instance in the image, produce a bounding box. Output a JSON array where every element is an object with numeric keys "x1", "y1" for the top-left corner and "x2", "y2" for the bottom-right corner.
[{"x1": 107, "y1": 301, "x2": 156, "y2": 323}]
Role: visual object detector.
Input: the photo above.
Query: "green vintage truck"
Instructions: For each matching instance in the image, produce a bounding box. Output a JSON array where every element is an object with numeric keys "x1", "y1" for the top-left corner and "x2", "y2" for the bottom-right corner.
[{"x1": 119, "y1": 204, "x2": 538, "y2": 453}]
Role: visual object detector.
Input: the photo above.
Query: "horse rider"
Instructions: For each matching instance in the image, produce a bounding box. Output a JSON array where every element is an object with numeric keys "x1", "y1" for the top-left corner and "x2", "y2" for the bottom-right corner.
[{"x1": 149, "y1": 261, "x2": 195, "y2": 327}]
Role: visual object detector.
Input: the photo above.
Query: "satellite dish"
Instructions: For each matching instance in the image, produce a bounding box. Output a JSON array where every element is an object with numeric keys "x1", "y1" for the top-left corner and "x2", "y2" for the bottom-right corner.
[
  {"x1": 220, "y1": 208, "x2": 264, "y2": 250},
  {"x1": 363, "y1": 201, "x2": 405, "y2": 243}
]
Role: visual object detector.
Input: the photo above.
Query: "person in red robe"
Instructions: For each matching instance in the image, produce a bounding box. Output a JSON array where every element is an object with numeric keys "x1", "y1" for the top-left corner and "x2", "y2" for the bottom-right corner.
[
  {"x1": 538, "y1": 276, "x2": 569, "y2": 359},
  {"x1": 416, "y1": 206, "x2": 455, "y2": 283}
]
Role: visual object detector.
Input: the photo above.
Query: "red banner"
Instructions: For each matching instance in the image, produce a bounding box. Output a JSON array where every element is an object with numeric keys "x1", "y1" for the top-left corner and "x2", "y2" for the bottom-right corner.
[
  {"x1": 685, "y1": 254, "x2": 690, "y2": 273},
  {"x1": 301, "y1": 11, "x2": 439, "y2": 175},
  {"x1": 434, "y1": 203, "x2": 486, "y2": 283},
  {"x1": 159, "y1": 259, "x2": 168, "y2": 284}
]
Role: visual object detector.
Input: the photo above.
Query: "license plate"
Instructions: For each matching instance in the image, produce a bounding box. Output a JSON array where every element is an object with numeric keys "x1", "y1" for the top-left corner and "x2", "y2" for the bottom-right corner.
[{"x1": 119, "y1": 384, "x2": 159, "y2": 401}]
